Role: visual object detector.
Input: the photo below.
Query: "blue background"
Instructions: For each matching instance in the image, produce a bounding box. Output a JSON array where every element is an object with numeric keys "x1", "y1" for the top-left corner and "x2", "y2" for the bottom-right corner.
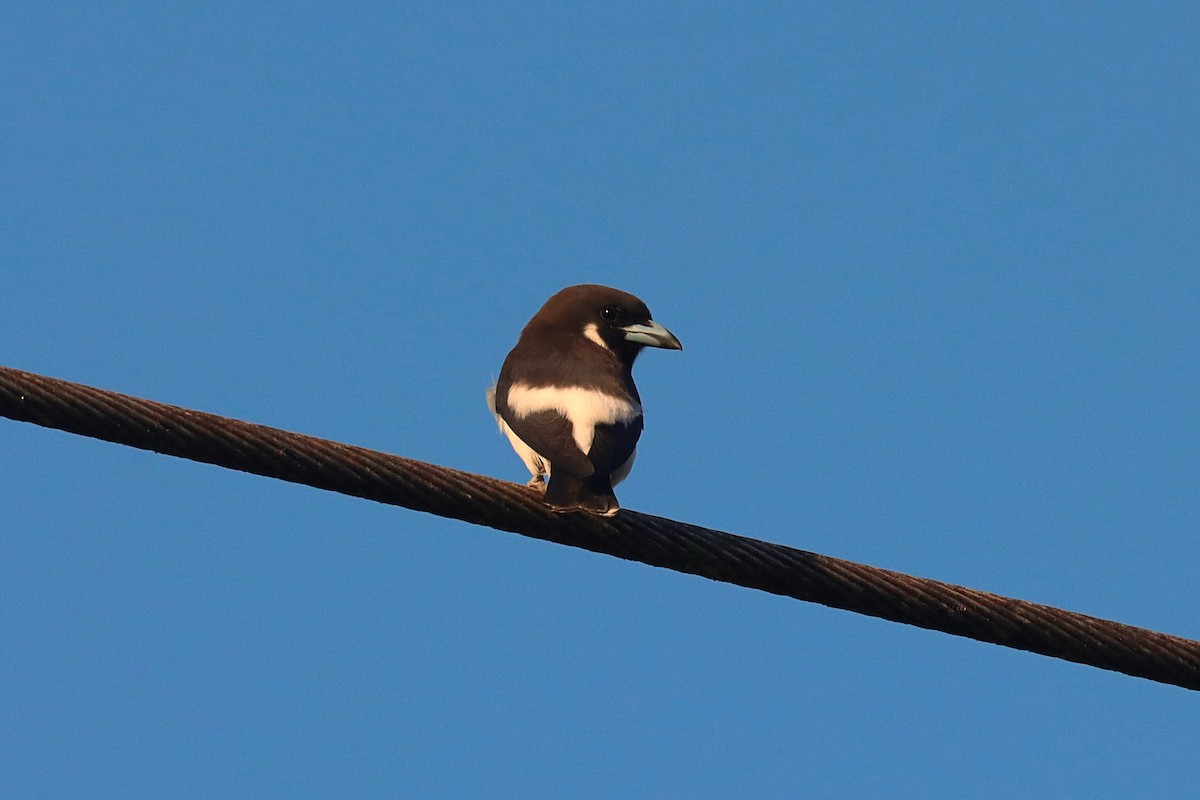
[{"x1": 3, "y1": 3, "x2": 1197, "y2": 797}]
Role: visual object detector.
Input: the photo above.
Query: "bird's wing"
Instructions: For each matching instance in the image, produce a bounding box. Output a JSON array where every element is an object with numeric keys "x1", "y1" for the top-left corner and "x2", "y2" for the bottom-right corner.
[
  {"x1": 586, "y1": 417, "x2": 643, "y2": 476},
  {"x1": 502, "y1": 409, "x2": 596, "y2": 479}
]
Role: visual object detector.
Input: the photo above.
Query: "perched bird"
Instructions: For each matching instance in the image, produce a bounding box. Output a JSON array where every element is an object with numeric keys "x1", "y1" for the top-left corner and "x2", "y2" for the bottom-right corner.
[{"x1": 488, "y1": 284, "x2": 682, "y2": 516}]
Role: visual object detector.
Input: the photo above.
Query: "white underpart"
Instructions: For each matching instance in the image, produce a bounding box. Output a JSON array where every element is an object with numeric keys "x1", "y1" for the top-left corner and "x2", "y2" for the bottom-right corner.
[
  {"x1": 488, "y1": 385, "x2": 638, "y2": 484},
  {"x1": 583, "y1": 323, "x2": 610, "y2": 351},
  {"x1": 506, "y1": 383, "x2": 641, "y2": 456},
  {"x1": 487, "y1": 386, "x2": 546, "y2": 478},
  {"x1": 500, "y1": 417, "x2": 548, "y2": 478}
]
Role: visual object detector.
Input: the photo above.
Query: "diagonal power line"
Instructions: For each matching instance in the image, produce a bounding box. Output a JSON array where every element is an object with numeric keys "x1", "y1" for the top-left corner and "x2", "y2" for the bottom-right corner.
[{"x1": 1, "y1": 364, "x2": 1197, "y2": 690}]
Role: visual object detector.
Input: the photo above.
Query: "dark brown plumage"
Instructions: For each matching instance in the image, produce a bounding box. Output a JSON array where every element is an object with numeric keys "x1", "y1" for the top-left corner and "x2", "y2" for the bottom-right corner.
[{"x1": 488, "y1": 285, "x2": 681, "y2": 515}]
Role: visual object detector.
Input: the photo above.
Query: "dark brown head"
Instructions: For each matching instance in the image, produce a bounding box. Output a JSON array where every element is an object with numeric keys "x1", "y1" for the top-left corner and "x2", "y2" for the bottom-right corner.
[{"x1": 522, "y1": 284, "x2": 682, "y2": 364}]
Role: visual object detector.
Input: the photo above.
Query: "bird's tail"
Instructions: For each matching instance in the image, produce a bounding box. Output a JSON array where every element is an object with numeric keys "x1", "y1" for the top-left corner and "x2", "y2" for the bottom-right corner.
[{"x1": 543, "y1": 472, "x2": 619, "y2": 517}]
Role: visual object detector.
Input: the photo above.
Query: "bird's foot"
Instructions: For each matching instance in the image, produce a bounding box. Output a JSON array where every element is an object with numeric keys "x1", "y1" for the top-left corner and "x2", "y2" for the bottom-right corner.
[{"x1": 544, "y1": 498, "x2": 619, "y2": 517}]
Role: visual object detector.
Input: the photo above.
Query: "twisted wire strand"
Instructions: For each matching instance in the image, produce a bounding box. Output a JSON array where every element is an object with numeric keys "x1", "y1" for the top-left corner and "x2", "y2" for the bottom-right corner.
[{"x1": 1, "y1": 364, "x2": 1197, "y2": 690}]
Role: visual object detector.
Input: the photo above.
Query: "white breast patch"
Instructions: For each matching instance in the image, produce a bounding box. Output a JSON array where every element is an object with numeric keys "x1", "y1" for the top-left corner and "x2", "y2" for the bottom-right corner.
[{"x1": 506, "y1": 383, "x2": 641, "y2": 455}]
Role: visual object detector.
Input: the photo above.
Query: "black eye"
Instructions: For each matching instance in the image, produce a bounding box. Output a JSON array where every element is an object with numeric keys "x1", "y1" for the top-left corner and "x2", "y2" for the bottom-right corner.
[{"x1": 600, "y1": 306, "x2": 620, "y2": 323}]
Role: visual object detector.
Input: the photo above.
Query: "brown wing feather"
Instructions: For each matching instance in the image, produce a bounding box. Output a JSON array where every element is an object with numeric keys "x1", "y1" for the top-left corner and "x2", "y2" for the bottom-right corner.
[{"x1": 500, "y1": 408, "x2": 595, "y2": 479}]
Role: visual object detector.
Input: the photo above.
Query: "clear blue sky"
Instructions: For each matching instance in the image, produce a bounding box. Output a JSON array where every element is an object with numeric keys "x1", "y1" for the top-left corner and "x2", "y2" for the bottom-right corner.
[{"x1": 3, "y1": 3, "x2": 1198, "y2": 797}]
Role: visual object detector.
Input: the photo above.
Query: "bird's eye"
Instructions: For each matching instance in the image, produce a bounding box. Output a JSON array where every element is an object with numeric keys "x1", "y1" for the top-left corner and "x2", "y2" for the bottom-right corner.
[{"x1": 601, "y1": 306, "x2": 620, "y2": 323}]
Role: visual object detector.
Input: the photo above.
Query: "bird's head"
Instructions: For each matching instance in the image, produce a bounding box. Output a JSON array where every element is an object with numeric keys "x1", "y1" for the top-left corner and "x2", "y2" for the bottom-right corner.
[{"x1": 530, "y1": 284, "x2": 682, "y2": 363}]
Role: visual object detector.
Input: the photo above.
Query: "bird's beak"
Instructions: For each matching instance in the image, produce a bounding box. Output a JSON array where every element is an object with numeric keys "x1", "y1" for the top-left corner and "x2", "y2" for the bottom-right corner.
[{"x1": 622, "y1": 321, "x2": 683, "y2": 350}]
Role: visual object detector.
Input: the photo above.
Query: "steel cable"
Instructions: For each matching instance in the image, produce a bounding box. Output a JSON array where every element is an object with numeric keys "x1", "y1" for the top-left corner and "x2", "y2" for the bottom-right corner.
[{"x1": 1, "y1": 364, "x2": 1196, "y2": 690}]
